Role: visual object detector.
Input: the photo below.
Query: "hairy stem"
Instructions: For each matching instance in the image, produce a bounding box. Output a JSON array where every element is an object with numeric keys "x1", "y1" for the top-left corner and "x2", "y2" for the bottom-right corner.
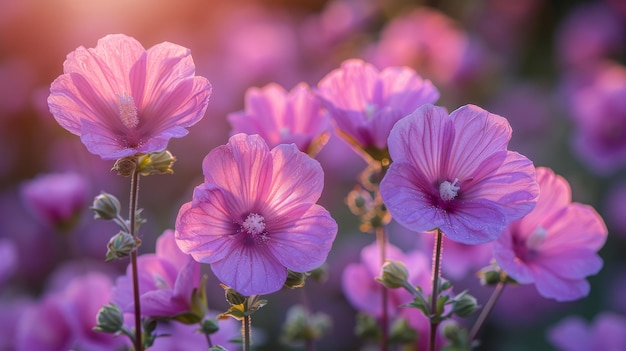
[
  {"x1": 129, "y1": 168, "x2": 142, "y2": 351},
  {"x1": 429, "y1": 229, "x2": 444, "y2": 351},
  {"x1": 376, "y1": 226, "x2": 389, "y2": 351},
  {"x1": 243, "y1": 314, "x2": 251, "y2": 351},
  {"x1": 469, "y1": 282, "x2": 506, "y2": 341}
]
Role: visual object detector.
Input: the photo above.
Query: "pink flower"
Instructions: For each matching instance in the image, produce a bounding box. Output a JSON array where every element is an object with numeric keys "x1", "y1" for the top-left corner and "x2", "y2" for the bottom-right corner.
[
  {"x1": 342, "y1": 241, "x2": 430, "y2": 318},
  {"x1": 112, "y1": 230, "x2": 201, "y2": 318},
  {"x1": 175, "y1": 133, "x2": 338, "y2": 296},
  {"x1": 494, "y1": 167, "x2": 607, "y2": 301},
  {"x1": 16, "y1": 273, "x2": 127, "y2": 351},
  {"x1": 316, "y1": 59, "x2": 439, "y2": 157},
  {"x1": 20, "y1": 172, "x2": 88, "y2": 230},
  {"x1": 380, "y1": 104, "x2": 539, "y2": 244},
  {"x1": 548, "y1": 312, "x2": 626, "y2": 351},
  {"x1": 148, "y1": 312, "x2": 240, "y2": 351},
  {"x1": 564, "y1": 62, "x2": 626, "y2": 174},
  {"x1": 48, "y1": 34, "x2": 212, "y2": 160},
  {"x1": 227, "y1": 82, "x2": 331, "y2": 155}
]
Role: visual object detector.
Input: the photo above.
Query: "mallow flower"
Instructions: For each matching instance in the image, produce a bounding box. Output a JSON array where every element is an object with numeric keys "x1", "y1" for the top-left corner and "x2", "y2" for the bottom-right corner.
[
  {"x1": 48, "y1": 33, "x2": 212, "y2": 160},
  {"x1": 548, "y1": 312, "x2": 626, "y2": 351},
  {"x1": 112, "y1": 229, "x2": 201, "y2": 319},
  {"x1": 316, "y1": 59, "x2": 439, "y2": 161},
  {"x1": 380, "y1": 104, "x2": 538, "y2": 244},
  {"x1": 175, "y1": 133, "x2": 337, "y2": 296},
  {"x1": 228, "y1": 82, "x2": 331, "y2": 156},
  {"x1": 494, "y1": 167, "x2": 607, "y2": 301}
]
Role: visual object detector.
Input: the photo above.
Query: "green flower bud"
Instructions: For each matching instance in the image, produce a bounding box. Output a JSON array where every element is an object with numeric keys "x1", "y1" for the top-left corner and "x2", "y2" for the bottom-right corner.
[
  {"x1": 223, "y1": 286, "x2": 247, "y2": 306},
  {"x1": 105, "y1": 231, "x2": 141, "y2": 262},
  {"x1": 281, "y1": 305, "x2": 332, "y2": 343},
  {"x1": 354, "y1": 312, "x2": 381, "y2": 340},
  {"x1": 93, "y1": 303, "x2": 124, "y2": 333},
  {"x1": 451, "y1": 292, "x2": 479, "y2": 317},
  {"x1": 136, "y1": 150, "x2": 176, "y2": 176},
  {"x1": 284, "y1": 270, "x2": 308, "y2": 289},
  {"x1": 91, "y1": 193, "x2": 121, "y2": 221},
  {"x1": 389, "y1": 318, "x2": 418, "y2": 344},
  {"x1": 376, "y1": 260, "x2": 409, "y2": 289},
  {"x1": 208, "y1": 346, "x2": 228, "y2": 351},
  {"x1": 201, "y1": 319, "x2": 220, "y2": 335}
]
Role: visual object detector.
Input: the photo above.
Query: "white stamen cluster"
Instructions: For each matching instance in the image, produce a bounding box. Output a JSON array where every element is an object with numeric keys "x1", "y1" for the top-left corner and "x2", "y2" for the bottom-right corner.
[
  {"x1": 439, "y1": 178, "x2": 460, "y2": 201},
  {"x1": 117, "y1": 93, "x2": 139, "y2": 129},
  {"x1": 242, "y1": 213, "x2": 266, "y2": 236}
]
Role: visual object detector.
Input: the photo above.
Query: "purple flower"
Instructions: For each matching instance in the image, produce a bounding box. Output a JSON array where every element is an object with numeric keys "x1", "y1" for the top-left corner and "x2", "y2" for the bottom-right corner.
[
  {"x1": 112, "y1": 230, "x2": 201, "y2": 318},
  {"x1": 148, "y1": 313, "x2": 240, "y2": 351},
  {"x1": 16, "y1": 273, "x2": 127, "y2": 351},
  {"x1": 342, "y1": 241, "x2": 430, "y2": 318},
  {"x1": 380, "y1": 104, "x2": 538, "y2": 244},
  {"x1": 494, "y1": 167, "x2": 607, "y2": 301},
  {"x1": 48, "y1": 34, "x2": 212, "y2": 160},
  {"x1": 565, "y1": 62, "x2": 626, "y2": 174},
  {"x1": 316, "y1": 59, "x2": 439, "y2": 159},
  {"x1": 175, "y1": 133, "x2": 338, "y2": 296},
  {"x1": 228, "y1": 82, "x2": 331, "y2": 155},
  {"x1": 20, "y1": 172, "x2": 88, "y2": 229},
  {"x1": 548, "y1": 312, "x2": 626, "y2": 351}
]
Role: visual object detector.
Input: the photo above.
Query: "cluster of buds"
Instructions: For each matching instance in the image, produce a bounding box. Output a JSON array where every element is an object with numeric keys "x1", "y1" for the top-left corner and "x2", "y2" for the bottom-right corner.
[{"x1": 346, "y1": 162, "x2": 392, "y2": 233}]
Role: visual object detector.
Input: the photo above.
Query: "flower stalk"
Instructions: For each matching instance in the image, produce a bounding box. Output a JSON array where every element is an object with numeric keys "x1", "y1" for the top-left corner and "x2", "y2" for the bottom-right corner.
[
  {"x1": 469, "y1": 281, "x2": 506, "y2": 341},
  {"x1": 128, "y1": 167, "x2": 143, "y2": 351},
  {"x1": 375, "y1": 225, "x2": 389, "y2": 351},
  {"x1": 429, "y1": 229, "x2": 444, "y2": 351}
]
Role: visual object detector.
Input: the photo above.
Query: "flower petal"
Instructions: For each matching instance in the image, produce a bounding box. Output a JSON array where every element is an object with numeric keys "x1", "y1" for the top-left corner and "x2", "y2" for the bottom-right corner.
[
  {"x1": 266, "y1": 204, "x2": 337, "y2": 272},
  {"x1": 211, "y1": 244, "x2": 287, "y2": 296},
  {"x1": 202, "y1": 134, "x2": 274, "y2": 212},
  {"x1": 533, "y1": 268, "x2": 590, "y2": 301}
]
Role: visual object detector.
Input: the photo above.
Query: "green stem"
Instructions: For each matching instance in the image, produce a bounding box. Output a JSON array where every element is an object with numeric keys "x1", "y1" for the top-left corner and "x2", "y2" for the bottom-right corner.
[
  {"x1": 243, "y1": 314, "x2": 251, "y2": 351},
  {"x1": 129, "y1": 168, "x2": 143, "y2": 351},
  {"x1": 429, "y1": 229, "x2": 444, "y2": 351},
  {"x1": 469, "y1": 282, "x2": 506, "y2": 341},
  {"x1": 375, "y1": 226, "x2": 389, "y2": 351}
]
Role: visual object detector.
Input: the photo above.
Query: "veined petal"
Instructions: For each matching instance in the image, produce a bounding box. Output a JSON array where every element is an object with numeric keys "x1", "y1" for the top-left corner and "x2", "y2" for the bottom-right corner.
[
  {"x1": 80, "y1": 119, "x2": 136, "y2": 160},
  {"x1": 211, "y1": 244, "x2": 286, "y2": 296},
  {"x1": 317, "y1": 59, "x2": 378, "y2": 111},
  {"x1": 536, "y1": 249, "x2": 603, "y2": 279},
  {"x1": 441, "y1": 199, "x2": 507, "y2": 244},
  {"x1": 446, "y1": 105, "x2": 512, "y2": 177},
  {"x1": 540, "y1": 203, "x2": 608, "y2": 251},
  {"x1": 175, "y1": 187, "x2": 239, "y2": 264},
  {"x1": 262, "y1": 143, "x2": 324, "y2": 216},
  {"x1": 534, "y1": 268, "x2": 590, "y2": 301},
  {"x1": 266, "y1": 204, "x2": 337, "y2": 272},
  {"x1": 202, "y1": 134, "x2": 274, "y2": 211}
]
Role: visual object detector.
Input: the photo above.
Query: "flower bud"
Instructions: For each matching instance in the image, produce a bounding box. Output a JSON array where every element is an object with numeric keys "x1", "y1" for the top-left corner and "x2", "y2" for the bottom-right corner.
[
  {"x1": 105, "y1": 231, "x2": 141, "y2": 262},
  {"x1": 284, "y1": 270, "x2": 308, "y2": 289},
  {"x1": 91, "y1": 193, "x2": 121, "y2": 221},
  {"x1": 389, "y1": 318, "x2": 417, "y2": 344},
  {"x1": 355, "y1": 312, "x2": 381, "y2": 340},
  {"x1": 223, "y1": 285, "x2": 246, "y2": 305},
  {"x1": 136, "y1": 150, "x2": 176, "y2": 176},
  {"x1": 451, "y1": 292, "x2": 478, "y2": 317},
  {"x1": 281, "y1": 305, "x2": 331, "y2": 343},
  {"x1": 345, "y1": 186, "x2": 372, "y2": 216},
  {"x1": 201, "y1": 319, "x2": 220, "y2": 335},
  {"x1": 376, "y1": 260, "x2": 409, "y2": 289},
  {"x1": 208, "y1": 346, "x2": 228, "y2": 351},
  {"x1": 112, "y1": 156, "x2": 137, "y2": 176},
  {"x1": 93, "y1": 303, "x2": 124, "y2": 333}
]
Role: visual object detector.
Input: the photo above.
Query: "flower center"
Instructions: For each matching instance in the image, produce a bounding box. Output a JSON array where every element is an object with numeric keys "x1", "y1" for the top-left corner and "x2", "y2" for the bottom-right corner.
[
  {"x1": 242, "y1": 213, "x2": 266, "y2": 236},
  {"x1": 526, "y1": 226, "x2": 547, "y2": 251},
  {"x1": 117, "y1": 93, "x2": 139, "y2": 129},
  {"x1": 439, "y1": 178, "x2": 460, "y2": 201}
]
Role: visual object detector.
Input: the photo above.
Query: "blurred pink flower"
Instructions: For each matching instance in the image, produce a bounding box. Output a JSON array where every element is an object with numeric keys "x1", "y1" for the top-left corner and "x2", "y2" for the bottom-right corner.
[
  {"x1": 148, "y1": 312, "x2": 240, "y2": 351},
  {"x1": 16, "y1": 273, "x2": 127, "y2": 351},
  {"x1": 380, "y1": 104, "x2": 538, "y2": 244},
  {"x1": 494, "y1": 167, "x2": 607, "y2": 301},
  {"x1": 20, "y1": 172, "x2": 88, "y2": 230},
  {"x1": 175, "y1": 133, "x2": 337, "y2": 296},
  {"x1": 556, "y1": 3, "x2": 624, "y2": 68},
  {"x1": 316, "y1": 59, "x2": 439, "y2": 158},
  {"x1": 48, "y1": 33, "x2": 212, "y2": 160},
  {"x1": 564, "y1": 62, "x2": 626, "y2": 174},
  {"x1": 228, "y1": 82, "x2": 331, "y2": 155},
  {"x1": 342, "y1": 241, "x2": 429, "y2": 318},
  {"x1": 364, "y1": 7, "x2": 472, "y2": 85},
  {"x1": 0, "y1": 238, "x2": 17, "y2": 287},
  {"x1": 548, "y1": 312, "x2": 626, "y2": 351},
  {"x1": 112, "y1": 229, "x2": 201, "y2": 318}
]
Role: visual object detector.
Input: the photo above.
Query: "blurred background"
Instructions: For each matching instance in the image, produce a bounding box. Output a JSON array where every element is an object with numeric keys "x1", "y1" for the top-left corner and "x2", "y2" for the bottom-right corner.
[{"x1": 1, "y1": 0, "x2": 625, "y2": 350}]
